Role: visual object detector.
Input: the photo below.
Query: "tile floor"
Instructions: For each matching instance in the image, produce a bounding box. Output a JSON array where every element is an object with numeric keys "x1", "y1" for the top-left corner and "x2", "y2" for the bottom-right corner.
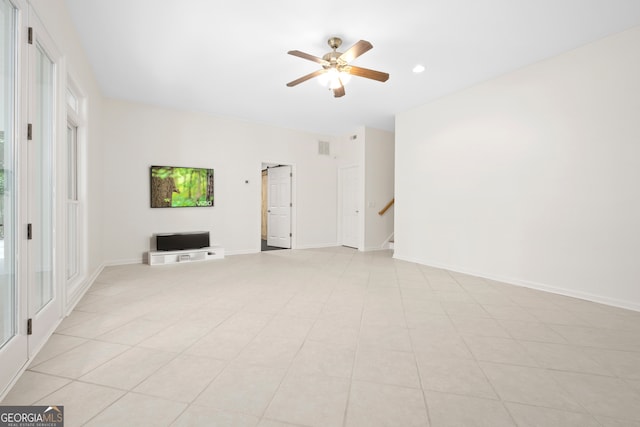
[{"x1": 2, "y1": 247, "x2": 640, "y2": 426}]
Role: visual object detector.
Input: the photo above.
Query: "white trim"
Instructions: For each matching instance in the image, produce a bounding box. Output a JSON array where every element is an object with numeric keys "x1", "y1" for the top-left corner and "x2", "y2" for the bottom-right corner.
[
  {"x1": 103, "y1": 258, "x2": 144, "y2": 267},
  {"x1": 393, "y1": 252, "x2": 640, "y2": 313},
  {"x1": 379, "y1": 232, "x2": 394, "y2": 250},
  {"x1": 294, "y1": 243, "x2": 341, "y2": 250},
  {"x1": 362, "y1": 231, "x2": 395, "y2": 251},
  {"x1": 63, "y1": 70, "x2": 88, "y2": 310},
  {"x1": 227, "y1": 249, "x2": 259, "y2": 256},
  {"x1": 64, "y1": 263, "x2": 105, "y2": 316}
]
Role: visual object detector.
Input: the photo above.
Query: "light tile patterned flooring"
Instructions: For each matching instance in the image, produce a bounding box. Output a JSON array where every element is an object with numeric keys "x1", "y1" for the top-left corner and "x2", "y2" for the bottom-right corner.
[{"x1": 3, "y1": 247, "x2": 640, "y2": 426}]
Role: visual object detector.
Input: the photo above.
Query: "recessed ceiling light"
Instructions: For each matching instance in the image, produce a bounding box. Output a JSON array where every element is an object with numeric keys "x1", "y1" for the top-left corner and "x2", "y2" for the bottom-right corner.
[{"x1": 412, "y1": 64, "x2": 426, "y2": 73}]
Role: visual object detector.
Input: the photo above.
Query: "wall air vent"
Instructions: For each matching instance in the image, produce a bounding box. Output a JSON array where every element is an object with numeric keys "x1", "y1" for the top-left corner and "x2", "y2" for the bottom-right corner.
[{"x1": 318, "y1": 140, "x2": 330, "y2": 156}]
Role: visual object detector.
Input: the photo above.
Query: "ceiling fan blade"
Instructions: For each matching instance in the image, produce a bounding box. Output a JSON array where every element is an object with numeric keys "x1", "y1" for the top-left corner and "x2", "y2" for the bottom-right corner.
[
  {"x1": 286, "y1": 69, "x2": 326, "y2": 87},
  {"x1": 288, "y1": 50, "x2": 329, "y2": 66},
  {"x1": 346, "y1": 65, "x2": 389, "y2": 82},
  {"x1": 333, "y1": 82, "x2": 345, "y2": 98},
  {"x1": 339, "y1": 40, "x2": 373, "y2": 63}
]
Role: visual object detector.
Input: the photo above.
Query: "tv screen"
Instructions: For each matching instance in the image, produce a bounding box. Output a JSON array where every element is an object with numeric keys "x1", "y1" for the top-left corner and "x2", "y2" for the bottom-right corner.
[{"x1": 150, "y1": 166, "x2": 214, "y2": 208}]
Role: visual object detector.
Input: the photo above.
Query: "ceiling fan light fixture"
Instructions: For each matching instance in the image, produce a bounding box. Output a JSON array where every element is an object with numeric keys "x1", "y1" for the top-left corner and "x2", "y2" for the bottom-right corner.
[
  {"x1": 287, "y1": 37, "x2": 389, "y2": 97},
  {"x1": 318, "y1": 68, "x2": 351, "y2": 89}
]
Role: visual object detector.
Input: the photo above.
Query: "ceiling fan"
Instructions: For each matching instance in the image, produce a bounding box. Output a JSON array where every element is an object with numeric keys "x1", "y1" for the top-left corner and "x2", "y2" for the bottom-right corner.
[{"x1": 286, "y1": 37, "x2": 389, "y2": 98}]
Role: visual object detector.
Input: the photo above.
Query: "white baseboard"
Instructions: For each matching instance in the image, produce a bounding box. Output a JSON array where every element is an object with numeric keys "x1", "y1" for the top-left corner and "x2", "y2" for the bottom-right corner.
[
  {"x1": 65, "y1": 263, "x2": 106, "y2": 315},
  {"x1": 393, "y1": 252, "x2": 640, "y2": 313},
  {"x1": 363, "y1": 246, "x2": 394, "y2": 252},
  {"x1": 103, "y1": 257, "x2": 145, "y2": 266},
  {"x1": 227, "y1": 249, "x2": 259, "y2": 256},
  {"x1": 381, "y1": 232, "x2": 395, "y2": 250},
  {"x1": 295, "y1": 243, "x2": 341, "y2": 250}
]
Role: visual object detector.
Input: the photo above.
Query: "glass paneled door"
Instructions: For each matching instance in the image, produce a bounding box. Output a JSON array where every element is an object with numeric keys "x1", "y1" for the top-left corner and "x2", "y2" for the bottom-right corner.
[
  {"x1": 0, "y1": 3, "x2": 61, "y2": 398},
  {"x1": 26, "y1": 9, "x2": 61, "y2": 358},
  {"x1": 0, "y1": 0, "x2": 26, "y2": 396}
]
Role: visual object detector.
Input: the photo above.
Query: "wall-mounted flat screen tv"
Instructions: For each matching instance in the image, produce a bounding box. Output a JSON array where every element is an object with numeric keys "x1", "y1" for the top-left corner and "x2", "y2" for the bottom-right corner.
[{"x1": 150, "y1": 166, "x2": 214, "y2": 208}]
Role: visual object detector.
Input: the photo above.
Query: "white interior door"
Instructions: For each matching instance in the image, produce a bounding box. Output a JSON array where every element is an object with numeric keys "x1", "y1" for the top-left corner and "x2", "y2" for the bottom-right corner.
[
  {"x1": 341, "y1": 166, "x2": 359, "y2": 249},
  {"x1": 267, "y1": 165, "x2": 291, "y2": 248}
]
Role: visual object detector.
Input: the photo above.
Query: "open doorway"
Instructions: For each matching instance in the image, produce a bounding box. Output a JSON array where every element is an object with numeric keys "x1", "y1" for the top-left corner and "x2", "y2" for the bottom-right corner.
[{"x1": 261, "y1": 163, "x2": 292, "y2": 251}]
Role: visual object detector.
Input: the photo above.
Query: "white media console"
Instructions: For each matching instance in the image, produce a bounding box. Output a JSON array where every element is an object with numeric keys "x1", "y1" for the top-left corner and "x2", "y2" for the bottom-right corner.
[{"x1": 148, "y1": 245, "x2": 225, "y2": 265}]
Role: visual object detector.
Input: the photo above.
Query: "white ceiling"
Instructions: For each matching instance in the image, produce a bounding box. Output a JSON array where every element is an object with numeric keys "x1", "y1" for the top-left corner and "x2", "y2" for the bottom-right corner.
[{"x1": 64, "y1": 0, "x2": 640, "y2": 136}]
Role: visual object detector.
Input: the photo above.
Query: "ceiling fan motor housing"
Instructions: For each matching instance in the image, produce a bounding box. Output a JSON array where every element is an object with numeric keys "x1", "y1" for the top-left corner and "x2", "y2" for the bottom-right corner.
[
  {"x1": 323, "y1": 37, "x2": 347, "y2": 69},
  {"x1": 328, "y1": 37, "x2": 343, "y2": 50}
]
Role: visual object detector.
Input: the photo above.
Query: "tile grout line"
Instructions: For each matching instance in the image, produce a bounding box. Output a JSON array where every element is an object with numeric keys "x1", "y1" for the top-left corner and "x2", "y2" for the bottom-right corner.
[
  {"x1": 403, "y1": 264, "x2": 433, "y2": 427},
  {"x1": 447, "y1": 271, "x2": 520, "y2": 426}
]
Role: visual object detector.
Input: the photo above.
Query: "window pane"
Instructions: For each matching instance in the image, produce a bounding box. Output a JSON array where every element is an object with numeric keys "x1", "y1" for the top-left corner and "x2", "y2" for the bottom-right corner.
[
  {"x1": 66, "y1": 123, "x2": 78, "y2": 281},
  {"x1": 0, "y1": 0, "x2": 17, "y2": 349},
  {"x1": 33, "y1": 43, "x2": 55, "y2": 313},
  {"x1": 67, "y1": 123, "x2": 77, "y2": 200},
  {"x1": 66, "y1": 203, "x2": 78, "y2": 280}
]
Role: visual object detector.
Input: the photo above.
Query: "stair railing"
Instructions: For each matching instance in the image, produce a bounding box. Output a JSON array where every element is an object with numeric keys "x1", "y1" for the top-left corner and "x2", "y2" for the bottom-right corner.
[{"x1": 378, "y1": 198, "x2": 395, "y2": 216}]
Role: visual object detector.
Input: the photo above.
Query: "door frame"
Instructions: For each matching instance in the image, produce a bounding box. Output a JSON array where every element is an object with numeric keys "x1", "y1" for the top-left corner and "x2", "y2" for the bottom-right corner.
[
  {"x1": 266, "y1": 165, "x2": 291, "y2": 248},
  {"x1": 260, "y1": 161, "x2": 296, "y2": 250}
]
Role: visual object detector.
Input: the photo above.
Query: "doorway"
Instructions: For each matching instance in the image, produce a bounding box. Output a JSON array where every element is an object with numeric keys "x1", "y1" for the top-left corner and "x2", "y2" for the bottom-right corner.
[{"x1": 261, "y1": 163, "x2": 292, "y2": 251}]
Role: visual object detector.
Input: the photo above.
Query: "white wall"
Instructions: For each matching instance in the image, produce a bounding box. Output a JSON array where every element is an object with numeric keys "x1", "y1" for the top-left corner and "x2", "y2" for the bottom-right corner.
[
  {"x1": 396, "y1": 26, "x2": 640, "y2": 310},
  {"x1": 102, "y1": 99, "x2": 340, "y2": 263},
  {"x1": 364, "y1": 128, "x2": 394, "y2": 250}
]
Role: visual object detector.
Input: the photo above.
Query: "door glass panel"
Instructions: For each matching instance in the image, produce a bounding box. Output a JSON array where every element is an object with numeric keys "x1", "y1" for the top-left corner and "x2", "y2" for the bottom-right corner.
[
  {"x1": 67, "y1": 123, "x2": 77, "y2": 200},
  {"x1": 0, "y1": 0, "x2": 16, "y2": 349},
  {"x1": 66, "y1": 202, "x2": 78, "y2": 280},
  {"x1": 66, "y1": 123, "x2": 78, "y2": 280},
  {"x1": 33, "y1": 43, "x2": 54, "y2": 313}
]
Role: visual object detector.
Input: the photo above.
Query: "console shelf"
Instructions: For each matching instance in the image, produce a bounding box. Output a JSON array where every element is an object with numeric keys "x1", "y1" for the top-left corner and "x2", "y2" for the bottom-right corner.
[{"x1": 148, "y1": 246, "x2": 224, "y2": 265}]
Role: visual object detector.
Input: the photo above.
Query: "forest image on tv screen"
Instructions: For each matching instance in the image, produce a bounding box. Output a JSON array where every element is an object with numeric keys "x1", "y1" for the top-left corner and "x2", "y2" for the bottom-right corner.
[{"x1": 150, "y1": 166, "x2": 214, "y2": 208}]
